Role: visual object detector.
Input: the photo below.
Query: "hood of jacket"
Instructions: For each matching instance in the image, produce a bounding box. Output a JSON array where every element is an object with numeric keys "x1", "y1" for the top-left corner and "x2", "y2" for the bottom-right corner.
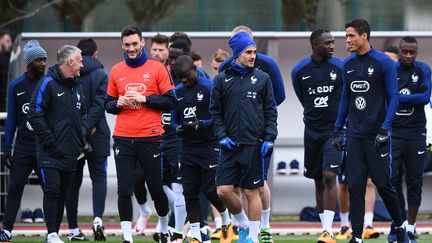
[{"x1": 80, "y1": 55, "x2": 104, "y2": 76}]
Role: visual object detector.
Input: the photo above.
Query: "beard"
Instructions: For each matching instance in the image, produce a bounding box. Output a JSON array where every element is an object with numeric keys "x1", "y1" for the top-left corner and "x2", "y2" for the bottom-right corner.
[{"x1": 30, "y1": 65, "x2": 45, "y2": 77}]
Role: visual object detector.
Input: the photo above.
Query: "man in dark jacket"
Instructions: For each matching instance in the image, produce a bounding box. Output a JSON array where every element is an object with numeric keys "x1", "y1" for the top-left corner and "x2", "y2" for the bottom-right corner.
[
  {"x1": 65, "y1": 38, "x2": 110, "y2": 241},
  {"x1": 0, "y1": 40, "x2": 47, "y2": 243},
  {"x1": 28, "y1": 45, "x2": 86, "y2": 243},
  {"x1": 209, "y1": 31, "x2": 278, "y2": 243}
]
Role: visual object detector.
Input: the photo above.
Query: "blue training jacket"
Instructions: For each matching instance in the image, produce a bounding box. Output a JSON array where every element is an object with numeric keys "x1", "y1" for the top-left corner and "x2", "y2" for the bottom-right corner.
[
  {"x1": 3, "y1": 74, "x2": 42, "y2": 154},
  {"x1": 171, "y1": 76, "x2": 216, "y2": 145},
  {"x1": 335, "y1": 48, "x2": 399, "y2": 138},
  {"x1": 291, "y1": 56, "x2": 343, "y2": 132},
  {"x1": 219, "y1": 53, "x2": 286, "y2": 106},
  {"x1": 392, "y1": 60, "x2": 432, "y2": 139}
]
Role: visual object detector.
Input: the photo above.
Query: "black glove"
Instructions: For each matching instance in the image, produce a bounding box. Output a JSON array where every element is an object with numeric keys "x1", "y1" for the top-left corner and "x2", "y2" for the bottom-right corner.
[
  {"x1": 175, "y1": 125, "x2": 190, "y2": 138},
  {"x1": 182, "y1": 118, "x2": 200, "y2": 131},
  {"x1": 418, "y1": 84, "x2": 427, "y2": 92},
  {"x1": 1, "y1": 147, "x2": 12, "y2": 169},
  {"x1": 332, "y1": 130, "x2": 345, "y2": 151},
  {"x1": 375, "y1": 128, "x2": 389, "y2": 150},
  {"x1": 77, "y1": 142, "x2": 93, "y2": 160}
]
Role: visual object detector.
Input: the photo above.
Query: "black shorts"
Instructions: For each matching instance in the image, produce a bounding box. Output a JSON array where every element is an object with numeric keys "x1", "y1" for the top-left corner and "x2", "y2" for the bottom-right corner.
[
  {"x1": 161, "y1": 137, "x2": 181, "y2": 184},
  {"x1": 180, "y1": 144, "x2": 220, "y2": 198},
  {"x1": 304, "y1": 128, "x2": 343, "y2": 179},
  {"x1": 113, "y1": 138, "x2": 163, "y2": 196},
  {"x1": 391, "y1": 137, "x2": 426, "y2": 180},
  {"x1": 216, "y1": 145, "x2": 264, "y2": 189}
]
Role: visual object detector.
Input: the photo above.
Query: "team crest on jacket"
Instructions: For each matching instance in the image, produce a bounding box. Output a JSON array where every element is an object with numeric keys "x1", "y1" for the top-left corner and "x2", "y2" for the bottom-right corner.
[
  {"x1": 412, "y1": 73, "x2": 418, "y2": 83},
  {"x1": 330, "y1": 71, "x2": 337, "y2": 81},
  {"x1": 368, "y1": 66, "x2": 374, "y2": 77},
  {"x1": 197, "y1": 92, "x2": 204, "y2": 101},
  {"x1": 251, "y1": 75, "x2": 257, "y2": 85},
  {"x1": 143, "y1": 72, "x2": 151, "y2": 82}
]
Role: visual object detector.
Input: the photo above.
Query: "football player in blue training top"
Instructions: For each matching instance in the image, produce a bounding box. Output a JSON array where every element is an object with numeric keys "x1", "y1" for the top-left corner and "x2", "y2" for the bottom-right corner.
[
  {"x1": 171, "y1": 55, "x2": 232, "y2": 243},
  {"x1": 210, "y1": 31, "x2": 278, "y2": 243},
  {"x1": 292, "y1": 29, "x2": 343, "y2": 243},
  {"x1": 333, "y1": 18, "x2": 408, "y2": 243},
  {"x1": 390, "y1": 36, "x2": 431, "y2": 243}
]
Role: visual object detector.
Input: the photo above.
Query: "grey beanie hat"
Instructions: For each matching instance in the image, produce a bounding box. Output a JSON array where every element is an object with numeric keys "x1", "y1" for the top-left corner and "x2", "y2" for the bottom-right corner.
[{"x1": 23, "y1": 40, "x2": 47, "y2": 66}]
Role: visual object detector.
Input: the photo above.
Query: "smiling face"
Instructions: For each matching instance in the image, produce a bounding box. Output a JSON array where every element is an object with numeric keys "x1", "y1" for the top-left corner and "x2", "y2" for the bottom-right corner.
[
  {"x1": 122, "y1": 33, "x2": 145, "y2": 59},
  {"x1": 236, "y1": 46, "x2": 256, "y2": 68},
  {"x1": 68, "y1": 51, "x2": 83, "y2": 77}
]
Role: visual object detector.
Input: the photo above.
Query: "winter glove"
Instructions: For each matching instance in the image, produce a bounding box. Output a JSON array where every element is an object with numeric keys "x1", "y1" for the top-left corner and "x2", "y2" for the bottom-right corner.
[
  {"x1": 219, "y1": 137, "x2": 236, "y2": 152},
  {"x1": 375, "y1": 128, "x2": 389, "y2": 150},
  {"x1": 1, "y1": 147, "x2": 12, "y2": 169},
  {"x1": 182, "y1": 117, "x2": 200, "y2": 131},
  {"x1": 261, "y1": 141, "x2": 274, "y2": 158},
  {"x1": 332, "y1": 130, "x2": 345, "y2": 151}
]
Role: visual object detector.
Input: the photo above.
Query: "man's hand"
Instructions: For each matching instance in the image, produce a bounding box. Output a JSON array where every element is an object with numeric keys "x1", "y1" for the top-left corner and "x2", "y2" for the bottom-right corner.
[
  {"x1": 175, "y1": 125, "x2": 187, "y2": 138},
  {"x1": 116, "y1": 95, "x2": 130, "y2": 108},
  {"x1": 219, "y1": 137, "x2": 236, "y2": 152},
  {"x1": 182, "y1": 118, "x2": 200, "y2": 131},
  {"x1": 1, "y1": 148, "x2": 12, "y2": 169},
  {"x1": 261, "y1": 141, "x2": 274, "y2": 158},
  {"x1": 375, "y1": 128, "x2": 389, "y2": 150},
  {"x1": 125, "y1": 91, "x2": 146, "y2": 103},
  {"x1": 90, "y1": 127, "x2": 97, "y2": 136},
  {"x1": 77, "y1": 142, "x2": 93, "y2": 160},
  {"x1": 332, "y1": 130, "x2": 345, "y2": 151}
]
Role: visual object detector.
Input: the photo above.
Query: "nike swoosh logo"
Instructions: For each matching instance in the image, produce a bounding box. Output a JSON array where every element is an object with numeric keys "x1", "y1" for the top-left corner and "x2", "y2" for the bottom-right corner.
[
  {"x1": 397, "y1": 77, "x2": 401, "y2": 80},
  {"x1": 302, "y1": 76, "x2": 311, "y2": 80},
  {"x1": 57, "y1": 92, "x2": 65, "y2": 97},
  {"x1": 177, "y1": 97, "x2": 184, "y2": 101},
  {"x1": 17, "y1": 91, "x2": 25, "y2": 96},
  {"x1": 379, "y1": 136, "x2": 387, "y2": 141},
  {"x1": 347, "y1": 70, "x2": 355, "y2": 74},
  {"x1": 381, "y1": 153, "x2": 388, "y2": 157},
  {"x1": 153, "y1": 153, "x2": 160, "y2": 158},
  {"x1": 418, "y1": 151, "x2": 426, "y2": 155},
  {"x1": 330, "y1": 164, "x2": 339, "y2": 168},
  {"x1": 209, "y1": 164, "x2": 217, "y2": 168},
  {"x1": 177, "y1": 176, "x2": 182, "y2": 180},
  {"x1": 120, "y1": 77, "x2": 127, "y2": 81},
  {"x1": 225, "y1": 77, "x2": 234, "y2": 82},
  {"x1": 253, "y1": 180, "x2": 261, "y2": 184}
]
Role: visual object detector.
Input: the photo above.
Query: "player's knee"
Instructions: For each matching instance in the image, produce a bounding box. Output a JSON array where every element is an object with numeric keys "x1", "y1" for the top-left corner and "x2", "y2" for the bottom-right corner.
[
  {"x1": 322, "y1": 173, "x2": 336, "y2": 188},
  {"x1": 184, "y1": 195, "x2": 199, "y2": 212},
  {"x1": 217, "y1": 185, "x2": 232, "y2": 200}
]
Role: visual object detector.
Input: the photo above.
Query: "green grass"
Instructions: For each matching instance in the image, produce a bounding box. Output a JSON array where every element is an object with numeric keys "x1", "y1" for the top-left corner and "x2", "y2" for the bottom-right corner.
[{"x1": 10, "y1": 234, "x2": 432, "y2": 242}]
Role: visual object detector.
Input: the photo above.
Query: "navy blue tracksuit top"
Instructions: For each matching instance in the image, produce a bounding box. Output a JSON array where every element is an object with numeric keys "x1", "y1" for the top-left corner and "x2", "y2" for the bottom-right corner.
[
  {"x1": 335, "y1": 48, "x2": 399, "y2": 138},
  {"x1": 392, "y1": 60, "x2": 432, "y2": 139},
  {"x1": 291, "y1": 56, "x2": 343, "y2": 132},
  {"x1": 28, "y1": 65, "x2": 87, "y2": 170},
  {"x1": 209, "y1": 68, "x2": 278, "y2": 145},
  {"x1": 171, "y1": 77, "x2": 216, "y2": 145},
  {"x1": 3, "y1": 74, "x2": 42, "y2": 154}
]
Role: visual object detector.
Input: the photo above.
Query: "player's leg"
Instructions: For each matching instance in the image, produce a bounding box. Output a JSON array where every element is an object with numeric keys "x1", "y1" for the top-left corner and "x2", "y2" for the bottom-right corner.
[
  {"x1": 345, "y1": 138, "x2": 368, "y2": 241},
  {"x1": 88, "y1": 156, "x2": 108, "y2": 240},
  {"x1": 335, "y1": 176, "x2": 351, "y2": 240},
  {"x1": 113, "y1": 139, "x2": 137, "y2": 243}
]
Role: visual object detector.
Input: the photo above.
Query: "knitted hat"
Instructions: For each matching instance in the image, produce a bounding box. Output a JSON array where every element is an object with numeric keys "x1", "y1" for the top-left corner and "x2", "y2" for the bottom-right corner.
[
  {"x1": 23, "y1": 40, "x2": 47, "y2": 66},
  {"x1": 228, "y1": 31, "x2": 256, "y2": 58}
]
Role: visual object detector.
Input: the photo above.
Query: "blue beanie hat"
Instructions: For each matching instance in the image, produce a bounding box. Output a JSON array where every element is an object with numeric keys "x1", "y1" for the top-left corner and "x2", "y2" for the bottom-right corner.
[
  {"x1": 228, "y1": 31, "x2": 256, "y2": 58},
  {"x1": 23, "y1": 40, "x2": 47, "y2": 66}
]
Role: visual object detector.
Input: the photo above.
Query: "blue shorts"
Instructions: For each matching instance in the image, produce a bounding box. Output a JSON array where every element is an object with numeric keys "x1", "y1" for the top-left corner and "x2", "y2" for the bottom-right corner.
[
  {"x1": 216, "y1": 145, "x2": 264, "y2": 189},
  {"x1": 304, "y1": 128, "x2": 343, "y2": 179}
]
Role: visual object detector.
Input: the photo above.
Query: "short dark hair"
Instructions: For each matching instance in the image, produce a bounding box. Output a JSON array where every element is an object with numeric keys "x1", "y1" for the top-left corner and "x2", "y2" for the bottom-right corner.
[
  {"x1": 400, "y1": 36, "x2": 417, "y2": 46},
  {"x1": 0, "y1": 31, "x2": 11, "y2": 38},
  {"x1": 384, "y1": 46, "x2": 399, "y2": 55},
  {"x1": 151, "y1": 33, "x2": 169, "y2": 47},
  {"x1": 170, "y1": 41, "x2": 191, "y2": 55},
  {"x1": 310, "y1": 29, "x2": 330, "y2": 44},
  {"x1": 77, "y1": 38, "x2": 97, "y2": 56},
  {"x1": 345, "y1": 18, "x2": 371, "y2": 41},
  {"x1": 121, "y1": 25, "x2": 142, "y2": 39},
  {"x1": 169, "y1": 32, "x2": 192, "y2": 46},
  {"x1": 190, "y1": 50, "x2": 202, "y2": 62}
]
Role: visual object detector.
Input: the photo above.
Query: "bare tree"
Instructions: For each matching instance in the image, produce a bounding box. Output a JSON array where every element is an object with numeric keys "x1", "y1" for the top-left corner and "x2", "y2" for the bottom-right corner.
[
  {"x1": 0, "y1": 0, "x2": 29, "y2": 34},
  {"x1": 281, "y1": 0, "x2": 319, "y2": 31},
  {"x1": 49, "y1": 0, "x2": 105, "y2": 31},
  {"x1": 125, "y1": 0, "x2": 182, "y2": 31}
]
